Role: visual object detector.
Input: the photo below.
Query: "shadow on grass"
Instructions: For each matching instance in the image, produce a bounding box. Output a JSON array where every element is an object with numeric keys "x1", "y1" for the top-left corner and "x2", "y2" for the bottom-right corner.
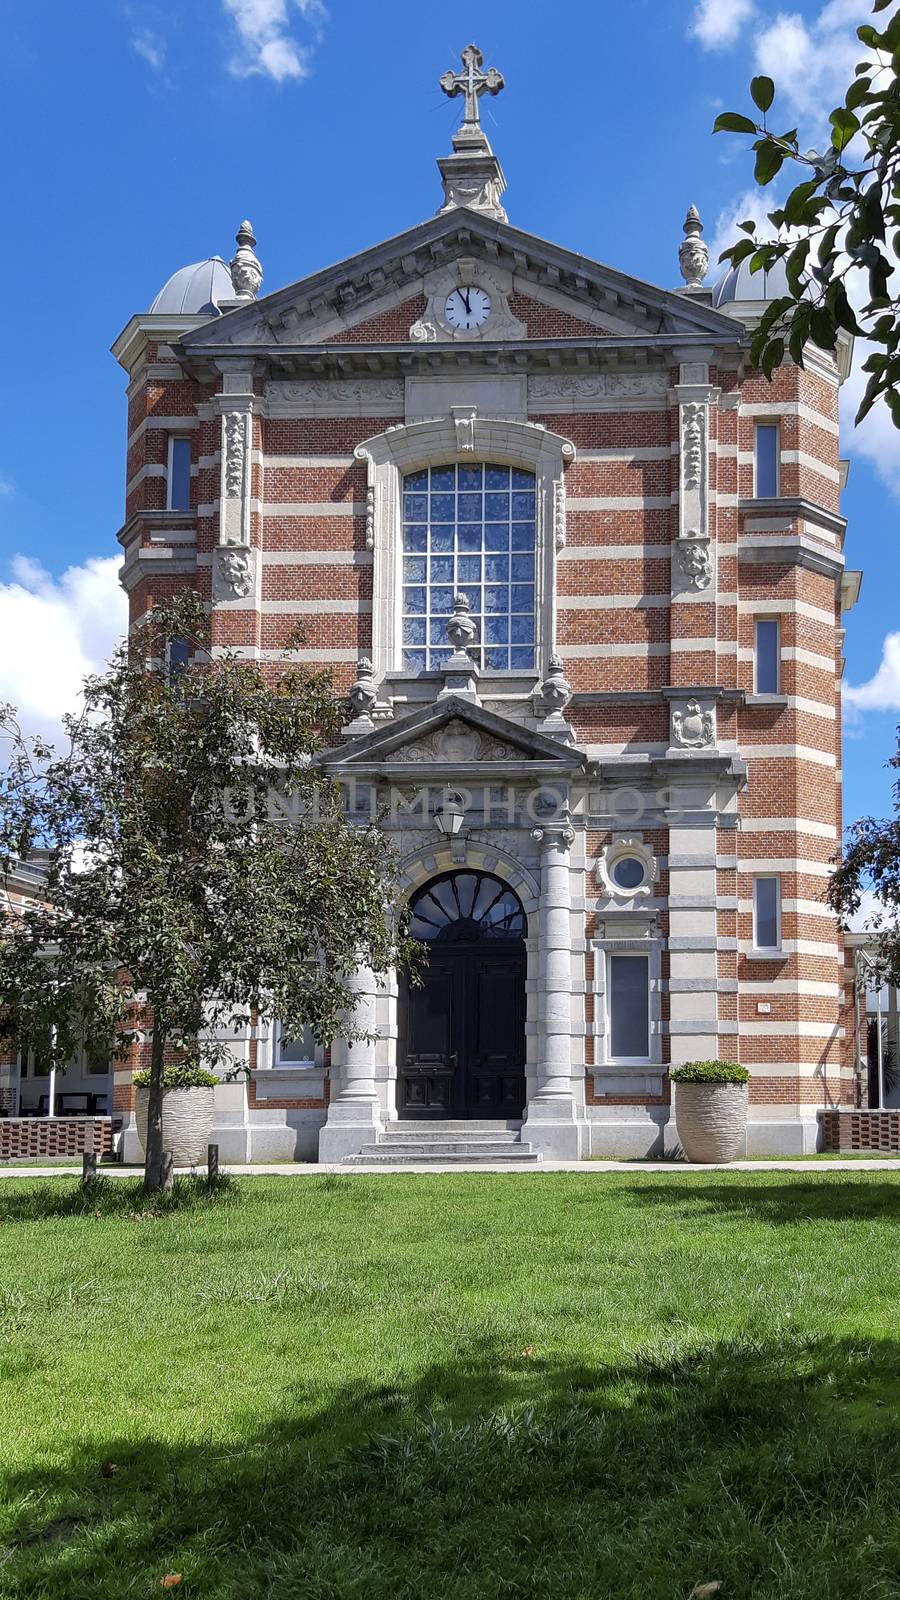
[
  {"x1": 620, "y1": 1175, "x2": 900, "y2": 1226},
  {"x1": 5, "y1": 1333, "x2": 900, "y2": 1598},
  {"x1": 0, "y1": 1174, "x2": 238, "y2": 1223}
]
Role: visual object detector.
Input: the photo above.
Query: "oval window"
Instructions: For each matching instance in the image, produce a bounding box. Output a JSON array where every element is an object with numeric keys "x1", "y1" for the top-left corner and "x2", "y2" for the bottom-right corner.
[{"x1": 610, "y1": 855, "x2": 646, "y2": 892}]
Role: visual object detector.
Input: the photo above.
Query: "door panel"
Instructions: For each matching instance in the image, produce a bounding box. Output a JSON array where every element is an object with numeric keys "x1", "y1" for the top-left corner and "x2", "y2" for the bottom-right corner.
[
  {"x1": 398, "y1": 956, "x2": 461, "y2": 1117},
  {"x1": 398, "y1": 944, "x2": 526, "y2": 1120},
  {"x1": 466, "y1": 952, "x2": 526, "y2": 1116}
]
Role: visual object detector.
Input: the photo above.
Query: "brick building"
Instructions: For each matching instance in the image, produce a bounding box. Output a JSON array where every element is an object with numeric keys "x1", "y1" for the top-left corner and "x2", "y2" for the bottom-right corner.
[{"x1": 110, "y1": 47, "x2": 861, "y2": 1162}]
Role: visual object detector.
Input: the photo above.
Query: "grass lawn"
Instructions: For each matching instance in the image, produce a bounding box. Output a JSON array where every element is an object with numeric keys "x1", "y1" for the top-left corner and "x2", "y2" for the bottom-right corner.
[{"x1": 2, "y1": 1174, "x2": 900, "y2": 1598}]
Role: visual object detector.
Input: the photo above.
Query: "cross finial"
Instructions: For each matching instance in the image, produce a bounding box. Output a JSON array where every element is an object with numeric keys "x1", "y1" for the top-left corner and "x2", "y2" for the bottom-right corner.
[{"x1": 440, "y1": 44, "x2": 504, "y2": 135}]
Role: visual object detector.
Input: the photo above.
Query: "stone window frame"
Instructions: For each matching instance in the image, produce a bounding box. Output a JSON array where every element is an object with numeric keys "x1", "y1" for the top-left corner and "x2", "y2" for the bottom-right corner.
[
  {"x1": 592, "y1": 922, "x2": 663, "y2": 1070},
  {"x1": 596, "y1": 835, "x2": 658, "y2": 901},
  {"x1": 354, "y1": 415, "x2": 575, "y2": 681}
]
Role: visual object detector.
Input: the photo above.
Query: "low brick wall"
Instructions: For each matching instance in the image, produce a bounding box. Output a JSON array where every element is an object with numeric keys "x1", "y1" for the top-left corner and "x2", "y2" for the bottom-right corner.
[
  {"x1": 819, "y1": 1110, "x2": 900, "y2": 1153},
  {"x1": 0, "y1": 1117, "x2": 114, "y2": 1161}
]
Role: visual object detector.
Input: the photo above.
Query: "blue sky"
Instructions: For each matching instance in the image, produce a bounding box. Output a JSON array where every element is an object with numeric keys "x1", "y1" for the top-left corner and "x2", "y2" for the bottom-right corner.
[{"x1": 0, "y1": 0, "x2": 896, "y2": 832}]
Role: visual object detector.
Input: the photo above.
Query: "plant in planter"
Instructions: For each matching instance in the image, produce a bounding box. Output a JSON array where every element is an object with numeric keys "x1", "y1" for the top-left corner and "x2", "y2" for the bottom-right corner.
[
  {"x1": 133, "y1": 1064, "x2": 219, "y2": 1169},
  {"x1": 670, "y1": 1060, "x2": 751, "y2": 1164}
]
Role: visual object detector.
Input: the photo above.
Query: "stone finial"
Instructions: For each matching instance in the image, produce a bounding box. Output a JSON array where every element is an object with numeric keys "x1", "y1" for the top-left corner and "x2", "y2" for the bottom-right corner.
[
  {"x1": 446, "y1": 593, "x2": 477, "y2": 655},
  {"x1": 438, "y1": 594, "x2": 480, "y2": 704},
  {"x1": 436, "y1": 44, "x2": 507, "y2": 223},
  {"x1": 534, "y1": 651, "x2": 574, "y2": 743},
  {"x1": 679, "y1": 205, "x2": 709, "y2": 288},
  {"x1": 348, "y1": 656, "x2": 377, "y2": 720},
  {"x1": 230, "y1": 220, "x2": 263, "y2": 300}
]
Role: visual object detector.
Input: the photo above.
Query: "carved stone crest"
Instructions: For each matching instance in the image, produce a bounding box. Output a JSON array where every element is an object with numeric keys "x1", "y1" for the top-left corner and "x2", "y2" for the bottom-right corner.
[
  {"x1": 674, "y1": 538, "x2": 713, "y2": 592},
  {"x1": 671, "y1": 699, "x2": 715, "y2": 749},
  {"x1": 213, "y1": 545, "x2": 256, "y2": 602}
]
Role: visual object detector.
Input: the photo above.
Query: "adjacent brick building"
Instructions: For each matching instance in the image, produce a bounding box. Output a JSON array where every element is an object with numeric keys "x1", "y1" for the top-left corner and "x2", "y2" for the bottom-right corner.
[{"x1": 110, "y1": 48, "x2": 860, "y2": 1161}]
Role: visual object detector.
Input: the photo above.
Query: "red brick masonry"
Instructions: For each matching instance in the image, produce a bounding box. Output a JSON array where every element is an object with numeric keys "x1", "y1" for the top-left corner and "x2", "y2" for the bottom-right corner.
[
  {"x1": 0, "y1": 1117, "x2": 114, "y2": 1160},
  {"x1": 819, "y1": 1111, "x2": 900, "y2": 1152}
]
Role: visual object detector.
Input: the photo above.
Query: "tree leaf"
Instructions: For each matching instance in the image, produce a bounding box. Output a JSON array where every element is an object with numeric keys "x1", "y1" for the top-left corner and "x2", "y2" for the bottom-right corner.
[
  {"x1": 714, "y1": 111, "x2": 758, "y2": 135},
  {"x1": 830, "y1": 107, "x2": 860, "y2": 151},
  {"x1": 761, "y1": 338, "x2": 785, "y2": 379},
  {"x1": 783, "y1": 179, "x2": 821, "y2": 224},
  {"x1": 751, "y1": 75, "x2": 775, "y2": 112},
  {"x1": 754, "y1": 141, "x2": 785, "y2": 184}
]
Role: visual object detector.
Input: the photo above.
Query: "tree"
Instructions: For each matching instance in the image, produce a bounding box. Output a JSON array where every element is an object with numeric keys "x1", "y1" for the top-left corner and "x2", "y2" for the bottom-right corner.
[
  {"x1": 0, "y1": 595, "x2": 415, "y2": 1190},
  {"x1": 829, "y1": 724, "x2": 900, "y2": 984},
  {"x1": 713, "y1": 0, "x2": 900, "y2": 426}
]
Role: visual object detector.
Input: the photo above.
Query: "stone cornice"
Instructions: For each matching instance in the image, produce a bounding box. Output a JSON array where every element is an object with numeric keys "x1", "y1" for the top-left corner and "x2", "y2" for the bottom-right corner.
[{"x1": 739, "y1": 496, "x2": 846, "y2": 538}]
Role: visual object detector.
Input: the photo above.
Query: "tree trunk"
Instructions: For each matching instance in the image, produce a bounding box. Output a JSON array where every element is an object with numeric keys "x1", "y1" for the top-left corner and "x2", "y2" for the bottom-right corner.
[{"x1": 143, "y1": 1019, "x2": 171, "y2": 1192}]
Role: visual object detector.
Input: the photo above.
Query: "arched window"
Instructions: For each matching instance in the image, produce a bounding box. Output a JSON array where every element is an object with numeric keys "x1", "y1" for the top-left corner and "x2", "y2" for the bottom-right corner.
[
  {"x1": 407, "y1": 871, "x2": 526, "y2": 943},
  {"x1": 401, "y1": 464, "x2": 536, "y2": 672}
]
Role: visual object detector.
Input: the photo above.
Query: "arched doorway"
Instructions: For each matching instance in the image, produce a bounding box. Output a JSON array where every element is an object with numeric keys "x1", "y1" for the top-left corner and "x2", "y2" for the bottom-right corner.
[{"x1": 398, "y1": 870, "x2": 527, "y2": 1120}]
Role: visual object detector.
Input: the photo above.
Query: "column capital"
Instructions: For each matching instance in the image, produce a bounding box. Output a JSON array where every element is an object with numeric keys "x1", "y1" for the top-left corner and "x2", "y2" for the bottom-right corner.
[{"x1": 531, "y1": 820, "x2": 575, "y2": 852}]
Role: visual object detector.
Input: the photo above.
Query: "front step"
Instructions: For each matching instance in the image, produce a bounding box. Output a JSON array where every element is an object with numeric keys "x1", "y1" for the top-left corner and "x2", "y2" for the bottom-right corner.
[
  {"x1": 342, "y1": 1120, "x2": 540, "y2": 1165},
  {"x1": 344, "y1": 1146, "x2": 540, "y2": 1166}
]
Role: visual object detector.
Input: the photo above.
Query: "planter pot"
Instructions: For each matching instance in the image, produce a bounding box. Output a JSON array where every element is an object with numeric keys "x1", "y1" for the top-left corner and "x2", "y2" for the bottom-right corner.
[
  {"x1": 134, "y1": 1086, "x2": 216, "y2": 1167},
  {"x1": 674, "y1": 1081, "x2": 748, "y2": 1164}
]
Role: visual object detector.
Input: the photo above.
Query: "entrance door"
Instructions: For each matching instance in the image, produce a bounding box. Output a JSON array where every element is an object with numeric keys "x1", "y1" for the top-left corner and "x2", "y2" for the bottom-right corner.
[{"x1": 398, "y1": 871, "x2": 527, "y2": 1120}]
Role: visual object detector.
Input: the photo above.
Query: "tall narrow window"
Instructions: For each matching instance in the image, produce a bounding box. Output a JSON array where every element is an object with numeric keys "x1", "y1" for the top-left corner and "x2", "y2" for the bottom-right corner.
[
  {"x1": 401, "y1": 463, "x2": 536, "y2": 672},
  {"x1": 166, "y1": 637, "x2": 190, "y2": 682},
  {"x1": 753, "y1": 876, "x2": 781, "y2": 951},
  {"x1": 754, "y1": 423, "x2": 779, "y2": 497},
  {"x1": 754, "y1": 617, "x2": 780, "y2": 694},
  {"x1": 167, "y1": 435, "x2": 192, "y2": 511},
  {"x1": 608, "y1": 953, "x2": 650, "y2": 1060}
]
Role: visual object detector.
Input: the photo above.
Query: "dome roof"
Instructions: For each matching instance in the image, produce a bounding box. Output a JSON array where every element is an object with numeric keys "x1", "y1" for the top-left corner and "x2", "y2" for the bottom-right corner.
[
  {"x1": 713, "y1": 255, "x2": 790, "y2": 307},
  {"x1": 149, "y1": 256, "x2": 233, "y2": 316}
]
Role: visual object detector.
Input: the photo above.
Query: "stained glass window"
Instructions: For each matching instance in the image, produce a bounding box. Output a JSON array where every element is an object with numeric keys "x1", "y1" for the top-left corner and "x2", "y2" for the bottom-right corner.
[{"x1": 401, "y1": 464, "x2": 537, "y2": 672}]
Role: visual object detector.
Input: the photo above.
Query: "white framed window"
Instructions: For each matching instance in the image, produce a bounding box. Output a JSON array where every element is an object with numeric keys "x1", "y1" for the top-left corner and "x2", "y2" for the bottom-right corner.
[
  {"x1": 754, "y1": 617, "x2": 780, "y2": 694},
  {"x1": 754, "y1": 422, "x2": 779, "y2": 497},
  {"x1": 607, "y1": 952, "x2": 651, "y2": 1063},
  {"x1": 166, "y1": 435, "x2": 192, "y2": 511},
  {"x1": 274, "y1": 1022, "x2": 317, "y2": 1066},
  {"x1": 401, "y1": 463, "x2": 536, "y2": 672},
  {"x1": 753, "y1": 875, "x2": 781, "y2": 951},
  {"x1": 354, "y1": 415, "x2": 575, "y2": 681}
]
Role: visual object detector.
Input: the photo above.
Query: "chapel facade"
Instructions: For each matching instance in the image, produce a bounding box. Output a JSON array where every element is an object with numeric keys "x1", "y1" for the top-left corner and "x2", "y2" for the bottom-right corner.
[{"x1": 109, "y1": 47, "x2": 861, "y2": 1161}]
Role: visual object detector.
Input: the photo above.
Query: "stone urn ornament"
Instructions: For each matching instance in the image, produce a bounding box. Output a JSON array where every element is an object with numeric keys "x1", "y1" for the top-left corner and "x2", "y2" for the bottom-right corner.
[
  {"x1": 670, "y1": 1061, "x2": 750, "y2": 1163},
  {"x1": 446, "y1": 592, "x2": 477, "y2": 655}
]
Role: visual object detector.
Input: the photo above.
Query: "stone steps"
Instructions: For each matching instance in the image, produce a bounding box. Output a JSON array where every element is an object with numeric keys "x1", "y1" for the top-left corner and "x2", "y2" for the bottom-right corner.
[{"x1": 342, "y1": 1120, "x2": 540, "y2": 1165}]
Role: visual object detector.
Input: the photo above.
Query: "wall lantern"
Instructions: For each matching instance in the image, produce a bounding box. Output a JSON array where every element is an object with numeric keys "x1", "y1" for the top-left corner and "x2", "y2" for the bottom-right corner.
[{"x1": 433, "y1": 789, "x2": 467, "y2": 837}]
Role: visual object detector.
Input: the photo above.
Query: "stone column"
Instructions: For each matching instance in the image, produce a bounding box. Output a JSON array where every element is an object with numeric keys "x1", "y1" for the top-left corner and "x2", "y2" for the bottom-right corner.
[
  {"x1": 524, "y1": 818, "x2": 585, "y2": 1159},
  {"x1": 318, "y1": 963, "x2": 382, "y2": 1162}
]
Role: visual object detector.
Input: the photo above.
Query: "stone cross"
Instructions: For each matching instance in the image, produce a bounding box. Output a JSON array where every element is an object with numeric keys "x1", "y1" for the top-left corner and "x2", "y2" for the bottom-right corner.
[{"x1": 440, "y1": 44, "x2": 504, "y2": 130}]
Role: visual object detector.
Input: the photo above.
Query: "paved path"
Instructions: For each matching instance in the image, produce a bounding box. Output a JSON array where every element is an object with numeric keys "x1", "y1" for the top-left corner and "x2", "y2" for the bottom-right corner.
[{"x1": 4, "y1": 1160, "x2": 900, "y2": 1178}]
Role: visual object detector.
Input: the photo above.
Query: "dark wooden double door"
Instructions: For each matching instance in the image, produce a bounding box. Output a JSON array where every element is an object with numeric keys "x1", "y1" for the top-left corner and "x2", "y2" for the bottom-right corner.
[{"x1": 398, "y1": 943, "x2": 526, "y2": 1119}]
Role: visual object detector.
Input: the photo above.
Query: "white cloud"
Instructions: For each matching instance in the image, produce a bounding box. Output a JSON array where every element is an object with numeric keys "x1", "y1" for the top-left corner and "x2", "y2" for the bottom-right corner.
[
  {"x1": 689, "y1": 0, "x2": 756, "y2": 49},
  {"x1": 221, "y1": 0, "x2": 327, "y2": 83},
  {"x1": 753, "y1": 5, "x2": 863, "y2": 125},
  {"x1": 845, "y1": 633, "x2": 900, "y2": 714},
  {"x1": 0, "y1": 475, "x2": 12, "y2": 496},
  {"x1": 0, "y1": 555, "x2": 127, "y2": 746},
  {"x1": 130, "y1": 30, "x2": 166, "y2": 71},
  {"x1": 706, "y1": 186, "x2": 779, "y2": 277}
]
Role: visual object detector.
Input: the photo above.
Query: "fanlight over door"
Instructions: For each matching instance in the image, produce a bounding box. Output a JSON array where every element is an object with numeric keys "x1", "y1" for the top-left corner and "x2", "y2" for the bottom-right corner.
[{"x1": 399, "y1": 872, "x2": 527, "y2": 1120}]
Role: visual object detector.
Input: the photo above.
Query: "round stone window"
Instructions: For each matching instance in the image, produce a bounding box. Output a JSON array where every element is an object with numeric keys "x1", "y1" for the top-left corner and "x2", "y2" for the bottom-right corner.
[{"x1": 610, "y1": 855, "x2": 647, "y2": 892}]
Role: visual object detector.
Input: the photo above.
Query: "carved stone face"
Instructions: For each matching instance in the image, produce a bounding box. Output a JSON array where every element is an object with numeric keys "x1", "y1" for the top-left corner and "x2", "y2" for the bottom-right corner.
[
  {"x1": 679, "y1": 239, "x2": 709, "y2": 286},
  {"x1": 219, "y1": 549, "x2": 253, "y2": 598},
  {"x1": 231, "y1": 258, "x2": 263, "y2": 298}
]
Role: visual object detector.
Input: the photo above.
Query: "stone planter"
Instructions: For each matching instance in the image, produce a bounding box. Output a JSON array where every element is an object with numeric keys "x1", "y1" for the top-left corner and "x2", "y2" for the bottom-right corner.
[
  {"x1": 134, "y1": 1086, "x2": 216, "y2": 1168},
  {"x1": 675, "y1": 1081, "x2": 748, "y2": 1164}
]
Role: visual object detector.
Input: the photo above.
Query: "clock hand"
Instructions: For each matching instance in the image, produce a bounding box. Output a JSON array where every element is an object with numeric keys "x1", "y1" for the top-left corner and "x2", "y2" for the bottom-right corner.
[{"x1": 461, "y1": 288, "x2": 471, "y2": 315}]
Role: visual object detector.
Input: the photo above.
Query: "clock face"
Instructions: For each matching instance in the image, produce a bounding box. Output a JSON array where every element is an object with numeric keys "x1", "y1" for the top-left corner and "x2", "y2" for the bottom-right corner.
[{"x1": 444, "y1": 286, "x2": 492, "y2": 331}]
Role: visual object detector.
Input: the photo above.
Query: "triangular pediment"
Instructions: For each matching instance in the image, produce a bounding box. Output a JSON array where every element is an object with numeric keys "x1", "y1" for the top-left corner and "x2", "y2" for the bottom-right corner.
[
  {"x1": 181, "y1": 210, "x2": 740, "y2": 355},
  {"x1": 322, "y1": 697, "x2": 585, "y2": 772}
]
